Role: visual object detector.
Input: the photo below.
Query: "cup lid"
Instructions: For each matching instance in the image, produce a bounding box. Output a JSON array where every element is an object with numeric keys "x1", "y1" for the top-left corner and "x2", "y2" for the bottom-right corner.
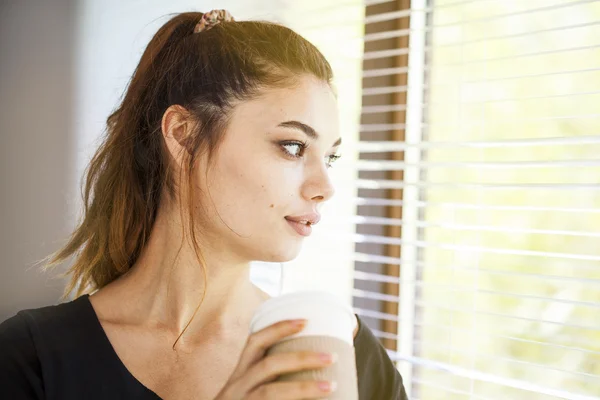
[{"x1": 249, "y1": 290, "x2": 357, "y2": 340}]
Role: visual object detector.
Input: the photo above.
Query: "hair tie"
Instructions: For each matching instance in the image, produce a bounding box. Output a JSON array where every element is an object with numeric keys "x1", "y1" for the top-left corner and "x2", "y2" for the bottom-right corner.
[{"x1": 194, "y1": 10, "x2": 235, "y2": 33}]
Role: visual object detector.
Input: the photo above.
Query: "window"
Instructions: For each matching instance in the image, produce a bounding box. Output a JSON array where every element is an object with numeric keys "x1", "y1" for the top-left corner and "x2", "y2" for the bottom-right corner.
[{"x1": 353, "y1": 0, "x2": 600, "y2": 399}]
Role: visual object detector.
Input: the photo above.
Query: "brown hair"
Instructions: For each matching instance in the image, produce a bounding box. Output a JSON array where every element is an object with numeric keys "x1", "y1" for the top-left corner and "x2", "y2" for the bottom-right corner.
[{"x1": 39, "y1": 12, "x2": 333, "y2": 305}]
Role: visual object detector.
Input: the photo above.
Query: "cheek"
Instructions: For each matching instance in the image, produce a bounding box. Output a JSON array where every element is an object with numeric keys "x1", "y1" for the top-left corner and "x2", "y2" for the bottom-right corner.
[
  {"x1": 259, "y1": 168, "x2": 300, "y2": 207},
  {"x1": 213, "y1": 148, "x2": 302, "y2": 221},
  {"x1": 214, "y1": 160, "x2": 276, "y2": 216}
]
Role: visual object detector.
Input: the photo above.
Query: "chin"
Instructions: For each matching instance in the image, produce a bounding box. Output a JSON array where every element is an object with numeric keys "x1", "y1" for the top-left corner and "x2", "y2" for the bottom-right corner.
[{"x1": 260, "y1": 241, "x2": 303, "y2": 263}]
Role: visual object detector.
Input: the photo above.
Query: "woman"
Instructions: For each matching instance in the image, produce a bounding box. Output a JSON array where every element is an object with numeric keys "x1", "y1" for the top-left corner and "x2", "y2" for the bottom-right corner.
[{"x1": 0, "y1": 10, "x2": 408, "y2": 400}]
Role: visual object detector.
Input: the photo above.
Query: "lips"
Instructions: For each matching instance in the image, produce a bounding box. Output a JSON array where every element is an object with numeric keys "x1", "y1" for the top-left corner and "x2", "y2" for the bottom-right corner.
[
  {"x1": 284, "y1": 213, "x2": 321, "y2": 226},
  {"x1": 285, "y1": 213, "x2": 321, "y2": 237}
]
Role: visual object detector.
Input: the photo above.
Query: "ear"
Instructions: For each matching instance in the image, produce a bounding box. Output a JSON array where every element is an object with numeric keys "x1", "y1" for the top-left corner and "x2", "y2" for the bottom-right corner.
[{"x1": 161, "y1": 104, "x2": 194, "y2": 166}]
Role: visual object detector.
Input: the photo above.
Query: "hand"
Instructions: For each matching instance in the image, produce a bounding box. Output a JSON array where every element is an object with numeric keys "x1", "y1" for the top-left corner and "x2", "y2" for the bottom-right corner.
[{"x1": 214, "y1": 319, "x2": 338, "y2": 400}]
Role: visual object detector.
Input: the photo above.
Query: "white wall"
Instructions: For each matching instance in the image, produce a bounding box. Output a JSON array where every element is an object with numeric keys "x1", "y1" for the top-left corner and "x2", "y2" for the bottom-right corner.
[{"x1": 0, "y1": 0, "x2": 79, "y2": 319}]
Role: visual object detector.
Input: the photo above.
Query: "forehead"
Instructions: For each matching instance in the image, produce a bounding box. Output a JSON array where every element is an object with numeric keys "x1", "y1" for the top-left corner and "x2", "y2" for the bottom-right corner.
[{"x1": 228, "y1": 76, "x2": 340, "y2": 141}]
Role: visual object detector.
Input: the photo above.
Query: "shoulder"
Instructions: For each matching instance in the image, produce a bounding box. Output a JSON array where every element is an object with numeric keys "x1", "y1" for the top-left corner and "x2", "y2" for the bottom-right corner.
[
  {"x1": 0, "y1": 312, "x2": 38, "y2": 364},
  {"x1": 0, "y1": 296, "x2": 89, "y2": 357},
  {"x1": 19, "y1": 296, "x2": 86, "y2": 325},
  {"x1": 353, "y1": 314, "x2": 409, "y2": 400},
  {"x1": 352, "y1": 313, "x2": 385, "y2": 356},
  {"x1": 0, "y1": 299, "x2": 76, "y2": 359},
  {"x1": 0, "y1": 305, "x2": 60, "y2": 399},
  {"x1": 2, "y1": 296, "x2": 91, "y2": 348},
  {"x1": 1, "y1": 312, "x2": 43, "y2": 397},
  {"x1": 0, "y1": 296, "x2": 96, "y2": 400}
]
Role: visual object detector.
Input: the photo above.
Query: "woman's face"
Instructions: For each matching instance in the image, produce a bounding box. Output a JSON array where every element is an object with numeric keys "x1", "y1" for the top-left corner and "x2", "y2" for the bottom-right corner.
[{"x1": 196, "y1": 75, "x2": 341, "y2": 262}]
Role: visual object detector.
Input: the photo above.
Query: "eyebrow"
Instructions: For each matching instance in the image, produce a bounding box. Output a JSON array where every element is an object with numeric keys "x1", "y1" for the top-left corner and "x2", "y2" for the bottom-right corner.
[{"x1": 278, "y1": 120, "x2": 342, "y2": 147}]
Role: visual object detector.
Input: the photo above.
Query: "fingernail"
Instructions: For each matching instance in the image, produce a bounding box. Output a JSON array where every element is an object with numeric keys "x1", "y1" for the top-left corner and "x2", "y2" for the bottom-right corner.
[
  {"x1": 319, "y1": 381, "x2": 337, "y2": 392},
  {"x1": 320, "y1": 352, "x2": 337, "y2": 363},
  {"x1": 291, "y1": 319, "x2": 307, "y2": 327}
]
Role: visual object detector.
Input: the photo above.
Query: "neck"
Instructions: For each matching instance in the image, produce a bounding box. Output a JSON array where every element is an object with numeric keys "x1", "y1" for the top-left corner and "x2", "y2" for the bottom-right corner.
[{"x1": 94, "y1": 204, "x2": 270, "y2": 345}]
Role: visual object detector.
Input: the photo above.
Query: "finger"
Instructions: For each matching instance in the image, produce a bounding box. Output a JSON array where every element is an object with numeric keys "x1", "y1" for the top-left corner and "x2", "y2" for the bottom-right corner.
[
  {"x1": 238, "y1": 351, "x2": 337, "y2": 394},
  {"x1": 230, "y1": 319, "x2": 306, "y2": 379},
  {"x1": 247, "y1": 380, "x2": 337, "y2": 400}
]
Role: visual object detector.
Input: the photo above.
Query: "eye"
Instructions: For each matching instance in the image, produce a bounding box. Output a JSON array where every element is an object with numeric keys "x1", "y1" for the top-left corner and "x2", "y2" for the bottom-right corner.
[
  {"x1": 280, "y1": 141, "x2": 308, "y2": 158},
  {"x1": 325, "y1": 154, "x2": 342, "y2": 169},
  {"x1": 280, "y1": 141, "x2": 341, "y2": 168}
]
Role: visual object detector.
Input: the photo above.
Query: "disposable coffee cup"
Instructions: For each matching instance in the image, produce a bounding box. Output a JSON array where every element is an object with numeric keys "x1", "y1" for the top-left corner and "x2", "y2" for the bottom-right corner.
[{"x1": 249, "y1": 291, "x2": 359, "y2": 400}]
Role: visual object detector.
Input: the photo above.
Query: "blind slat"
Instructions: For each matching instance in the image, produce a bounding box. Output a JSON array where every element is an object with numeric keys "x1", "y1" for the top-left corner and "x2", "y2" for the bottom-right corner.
[
  {"x1": 370, "y1": 327, "x2": 399, "y2": 341},
  {"x1": 352, "y1": 234, "x2": 600, "y2": 261},
  {"x1": 353, "y1": 269, "x2": 600, "y2": 288},
  {"x1": 364, "y1": 9, "x2": 411, "y2": 24},
  {"x1": 352, "y1": 197, "x2": 600, "y2": 213},
  {"x1": 353, "y1": 295, "x2": 600, "y2": 332},
  {"x1": 354, "y1": 158, "x2": 600, "y2": 170},
  {"x1": 362, "y1": 43, "x2": 600, "y2": 64},
  {"x1": 363, "y1": 48, "x2": 410, "y2": 60},
  {"x1": 354, "y1": 306, "x2": 399, "y2": 322},
  {"x1": 352, "y1": 251, "x2": 600, "y2": 275},
  {"x1": 353, "y1": 252, "x2": 600, "y2": 273},
  {"x1": 411, "y1": 378, "x2": 480, "y2": 398},
  {"x1": 364, "y1": 0, "x2": 598, "y2": 27},
  {"x1": 360, "y1": 44, "x2": 600, "y2": 75},
  {"x1": 364, "y1": 20, "x2": 600, "y2": 45},
  {"x1": 361, "y1": 103, "x2": 408, "y2": 112},
  {"x1": 355, "y1": 179, "x2": 600, "y2": 191},
  {"x1": 463, "y1": 67, "x2": 600, "y2": 84},
  {"x1": 408, "y1": 342, "x2": 600, "y2": 383},
  {"x1": 388, "y1": 353, "x2": 599, "y2": 400},
  {"x1": 354, "y1": 286, "x2": 600, "y2": 309},
  {"x1": 363, "y1": 68, "x2": 409, "y2": 79},
  {"x1": 360, "y1": 113, "x2": 600, "y2": 130},
  {"x1": 354, "y1": 135, "x2": 600, "y2": 152},
  {"x1": 352, "y1": 215, "x2": 600, "y2": 238},
  {"x1": 354, "y1": 307, "x2": 600, "y2": 356}
]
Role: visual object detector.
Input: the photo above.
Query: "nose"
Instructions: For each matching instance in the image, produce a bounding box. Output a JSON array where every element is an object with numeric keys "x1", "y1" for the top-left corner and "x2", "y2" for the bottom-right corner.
[{"x1": 301, "y1": 163, "x2": 336, "y2": 203}]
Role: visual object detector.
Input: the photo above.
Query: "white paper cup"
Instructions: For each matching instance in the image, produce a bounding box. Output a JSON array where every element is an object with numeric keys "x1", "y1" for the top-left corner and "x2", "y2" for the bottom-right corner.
[{"x1": 249, "y1": 291, "x2": 359, "y2": 399}]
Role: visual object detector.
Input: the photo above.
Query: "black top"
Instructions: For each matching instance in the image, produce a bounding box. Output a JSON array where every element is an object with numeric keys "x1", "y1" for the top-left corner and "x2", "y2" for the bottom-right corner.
[{"x1": 0, "y1": 295, "x2": 408, "y2": 399}]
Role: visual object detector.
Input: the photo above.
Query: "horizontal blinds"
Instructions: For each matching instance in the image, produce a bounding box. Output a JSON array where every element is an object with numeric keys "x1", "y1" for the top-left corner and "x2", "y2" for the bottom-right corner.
[
  {"x1": 386, "y1": 352, "x2": 599, "y2": 400},
  {"x1": 351, "y1": 215, "x2": 600, "y2": 237},
  {"x1": 354, "y1": 0, "x2": 600, "y2": 399},
  {"x1": 353, "y1": 197, "x2": 600, "y2": 215},
  {"x1": 353, "y1": 135, "x2": 600, "y2": 149}
]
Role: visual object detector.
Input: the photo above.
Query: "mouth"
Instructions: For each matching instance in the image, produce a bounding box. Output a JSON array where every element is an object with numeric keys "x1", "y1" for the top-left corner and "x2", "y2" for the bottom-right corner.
[
  {"x1": 284, "y1": 214, "x2": 320, "y2": 237},
  {"x1": 285, "y1": 218, "x2": 313, "y2": 237},
  {"x1": 285, "y1": 218, "x2": 313, "y2": 226}
]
